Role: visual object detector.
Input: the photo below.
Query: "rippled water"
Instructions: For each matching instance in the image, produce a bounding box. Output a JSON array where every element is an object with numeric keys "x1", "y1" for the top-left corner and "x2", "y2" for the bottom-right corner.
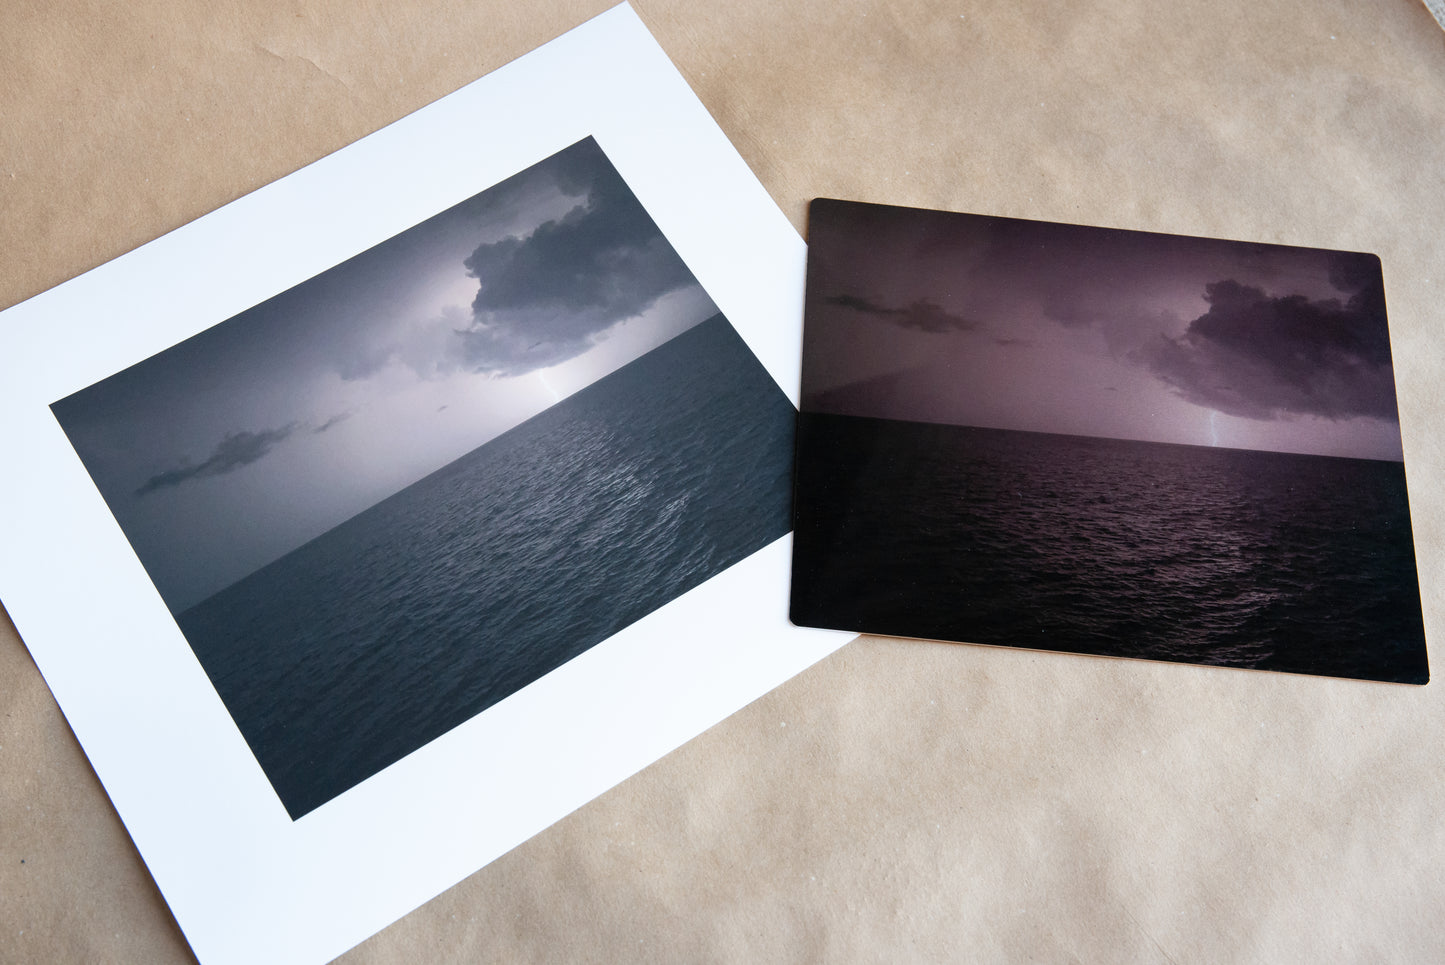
[
  {"x1": 791, "y1": 414, "x2": 1427, "y2": 684},
  {"x1": 180, "y1": 315, "x2": 795, "y2": 818}
]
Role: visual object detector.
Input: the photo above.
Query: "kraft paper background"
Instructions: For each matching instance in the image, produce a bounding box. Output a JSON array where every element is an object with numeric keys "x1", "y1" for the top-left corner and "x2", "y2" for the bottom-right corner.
[{"x1": 3, "y1": 1, "x2": 1443, "y2": 961}]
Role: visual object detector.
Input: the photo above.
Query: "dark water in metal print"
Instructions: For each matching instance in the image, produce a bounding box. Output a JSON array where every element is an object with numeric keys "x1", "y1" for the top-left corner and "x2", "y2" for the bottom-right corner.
[
  {"x1": 179, "y1": 315, "x2": 795, "y2": 818},
  {"x1": 791, "y1": 413, "x2": 1427, "y2": 684}
]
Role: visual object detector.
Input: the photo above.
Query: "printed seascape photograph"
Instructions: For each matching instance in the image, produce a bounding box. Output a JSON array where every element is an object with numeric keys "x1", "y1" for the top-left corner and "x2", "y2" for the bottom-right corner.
[
  {"x1": 791, "y1": 198, "x2": 1428, "y2": 683},
  {"x1": 51, "y1": 136, "x2": 797, "y2": 818}
]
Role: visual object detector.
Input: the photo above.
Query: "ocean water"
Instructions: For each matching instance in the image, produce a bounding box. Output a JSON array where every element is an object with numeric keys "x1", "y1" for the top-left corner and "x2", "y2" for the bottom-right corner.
[
  {"x1": 179, "y1": 314, "x2": 795, "y2": 818},
  {"x1": 791, "y1": 413, "x2": 1428, "y2": 684}
]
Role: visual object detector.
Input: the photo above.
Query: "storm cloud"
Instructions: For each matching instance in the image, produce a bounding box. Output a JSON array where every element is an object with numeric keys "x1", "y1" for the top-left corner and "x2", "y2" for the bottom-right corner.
[
  {"x1": 823, "y1": 293, "x2": 979, "y2": 333},
  {"x1": 456, "y1": 139, "x2": 696, "y2": 376},
  {"x1": 1138, "y1": 277, "x2": 1398, "y2": 422},
  {"x1": 135, "y1": 424, "x2": 298, "y2": 496},
  {"x1": 313, "y1": 412, "x2": 353, "y2": 433}
]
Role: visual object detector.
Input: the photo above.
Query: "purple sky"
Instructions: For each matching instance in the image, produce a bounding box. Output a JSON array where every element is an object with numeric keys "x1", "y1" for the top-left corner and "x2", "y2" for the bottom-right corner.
[{"x1": 801, "y1": 199, "x2": 1403, "y2": 463}]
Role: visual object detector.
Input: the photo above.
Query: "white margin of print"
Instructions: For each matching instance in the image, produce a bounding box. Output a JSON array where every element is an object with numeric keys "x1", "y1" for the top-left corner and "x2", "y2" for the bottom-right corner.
[{"x1": 0, "y1": 6, "x2": 848, "y2": 963}]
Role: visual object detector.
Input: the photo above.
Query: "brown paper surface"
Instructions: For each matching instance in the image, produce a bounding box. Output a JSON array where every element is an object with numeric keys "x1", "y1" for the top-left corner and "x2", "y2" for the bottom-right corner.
[{"x1": 3, "y1": 1, "x2": 1444, "y2": 961}]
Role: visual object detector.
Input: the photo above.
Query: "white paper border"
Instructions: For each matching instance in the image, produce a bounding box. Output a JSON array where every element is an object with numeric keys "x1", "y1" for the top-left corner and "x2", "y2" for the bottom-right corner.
[{"x1": 0, "y1": 7, "x2": 846, "y2": 963}]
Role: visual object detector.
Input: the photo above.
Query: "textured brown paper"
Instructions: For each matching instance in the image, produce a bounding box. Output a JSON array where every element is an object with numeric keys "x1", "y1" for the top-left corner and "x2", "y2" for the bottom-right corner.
[{"x1": 3, "y1": 1, "x2": 1444, "y2": 962}]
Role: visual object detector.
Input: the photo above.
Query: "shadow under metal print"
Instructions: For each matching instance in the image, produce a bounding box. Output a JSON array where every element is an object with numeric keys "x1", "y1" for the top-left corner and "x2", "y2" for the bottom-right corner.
[{"x1": 791, "y1": 198, "x2": 1426, "y2": 683}]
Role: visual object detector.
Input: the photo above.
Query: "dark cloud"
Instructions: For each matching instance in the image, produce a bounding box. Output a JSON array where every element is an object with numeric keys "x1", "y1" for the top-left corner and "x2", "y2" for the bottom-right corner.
[
  {"x1": 455, "y1": 140, "x2": 695, "y2": 376},
  {"x1": 822, "y1": 293, "x2": 979, "y2": 333},
  {"x1": 1137, "y1": 278, "x2": 1398, "y2": 422},
  {"x1": 452, "y1": 144, "x2": 592, "y2": 232},
  {"x1": 1327, "y1": 249, "x2": 1380, "y2": 296},
  {"x1": 313, "y1": 412, "x2": 352, "y2": 433},
  {"x1": 993, "y1": 336, "x2": 1035, "y2": 348},
  {"x1": 135, "y1": 424, "x2": 298, "y2": 496}
]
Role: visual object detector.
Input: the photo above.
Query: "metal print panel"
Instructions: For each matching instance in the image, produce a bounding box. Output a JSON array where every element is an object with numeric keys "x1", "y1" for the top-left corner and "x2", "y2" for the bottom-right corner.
[{"x1": 792, "y1": 197, "x2": 1426, "y2": 683}]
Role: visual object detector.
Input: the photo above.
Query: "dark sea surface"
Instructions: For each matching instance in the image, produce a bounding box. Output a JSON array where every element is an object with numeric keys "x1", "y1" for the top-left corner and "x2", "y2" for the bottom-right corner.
[
  {"x1": 791, "y1": 413, "x2": 1427, "y2": 684},
  {"x1": 179, "y1": 315, "x2": 795, "y2": 818}
]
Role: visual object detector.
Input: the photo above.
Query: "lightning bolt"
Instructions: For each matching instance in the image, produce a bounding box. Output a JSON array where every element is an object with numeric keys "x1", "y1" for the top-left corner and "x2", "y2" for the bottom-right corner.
[
  {"x1": 537, "y1": 370, "x2": 561, "y2": 403},
  {"x1": 1209, "y1": 410, "x2": 1220, "y2": 447}
]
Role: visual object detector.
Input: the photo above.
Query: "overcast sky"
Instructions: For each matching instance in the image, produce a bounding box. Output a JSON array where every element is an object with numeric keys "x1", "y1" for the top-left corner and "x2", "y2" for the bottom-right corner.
[
  {"x1": 54, "y1": 137, "x2": 718, "y2": 612},
  {"x1": 802, "y1": 199, "x2": 1403, "y2": 463}
]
